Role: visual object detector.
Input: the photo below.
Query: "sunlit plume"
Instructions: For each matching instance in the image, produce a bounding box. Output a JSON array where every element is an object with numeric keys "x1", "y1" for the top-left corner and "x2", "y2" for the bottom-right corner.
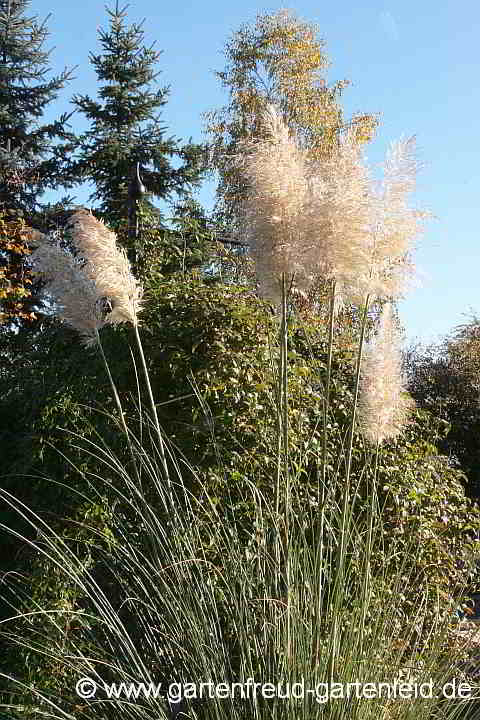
[
  {"x1": 306, "y1": 128, "x2": 374, "y2": 304},
  {"x1": 66, "y1": 209, "x2": 143, "y2": 326},
  {"x1": 358, "y1": 303, "x2": 413, "y2": 444},
  {"x1": 235, "y1": 105, "x2": 310, "y2": 304},
  {"x1": 356, "y1": 136, "x2": 426, "y2": 303},
  {"x1": 30, "y1": 241, "x2": 105, "y2": 347}
]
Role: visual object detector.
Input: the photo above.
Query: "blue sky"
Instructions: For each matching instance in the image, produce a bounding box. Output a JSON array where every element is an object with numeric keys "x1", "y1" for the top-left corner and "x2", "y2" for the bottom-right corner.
[{"x1": 33, "y1": 0, "x2": 479, "y2": 346}]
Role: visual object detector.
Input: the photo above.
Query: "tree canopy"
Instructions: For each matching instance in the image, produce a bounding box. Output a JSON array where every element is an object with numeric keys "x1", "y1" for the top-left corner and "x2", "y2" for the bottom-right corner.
[
  {"x1": 0, "y1": 0, "x2": 76, "y2": 328},
  {"x1": 406, "y1": 316, "x2": 480, "y2": 499},
  {"x1": 204, "y1": 9, "x2": 379, "y2": 228}
]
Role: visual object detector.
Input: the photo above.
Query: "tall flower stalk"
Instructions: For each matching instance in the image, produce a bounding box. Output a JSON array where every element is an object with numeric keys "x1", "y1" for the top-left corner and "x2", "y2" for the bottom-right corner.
[
  {"x1": 236, "y1": 108, "x2": 312, "y2": 666},
  {"x1": 31, "y1": 230, "x2": 143, "y2": 485},
  {"x1": 235, "y1": 107, "x2": 428, "y2": 686},
  {"x1": 31, "y1": 210, "x2": 170, "y2": 488},
  {"x1": 71, "y1": 210, "x2": 170, "y2": 488}
]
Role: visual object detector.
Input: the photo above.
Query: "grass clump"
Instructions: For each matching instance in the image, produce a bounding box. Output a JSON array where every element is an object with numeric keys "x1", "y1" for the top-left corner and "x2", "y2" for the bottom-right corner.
[{"x1": 1, "y1": 111, "x2": 479, "y2": 720}]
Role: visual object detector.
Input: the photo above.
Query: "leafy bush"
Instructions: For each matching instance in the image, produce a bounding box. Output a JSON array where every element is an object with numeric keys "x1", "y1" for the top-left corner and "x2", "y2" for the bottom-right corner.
[
  {"x1": 406, "y1": 321, "x2": 480, "y2": 499},
  {"x1": 2, "y1": 274, "x2": 478, "y2": 637}
]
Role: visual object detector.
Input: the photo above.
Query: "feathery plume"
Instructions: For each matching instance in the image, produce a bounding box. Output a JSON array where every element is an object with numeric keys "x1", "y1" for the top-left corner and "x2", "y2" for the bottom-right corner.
[
  {"x1": 304, "y1": 132, "x2": 428, "y2": 307},
  {"x1": 356, "y1": 136, "x2": 426, "y2": 302},
  {"x1": 306, "y1": 128, "x2": 374, "y2": 302},
  {"x1": 235, "y1": 105, "x2": 310, "y2": 304},
  {"x1": 236, "y1": 106, "x2": 426, "y2": 307},
  {"x1": 30, "y1": 211, "x2": 143, "y2": 346},
  {"x1": 358, "y1": 303, "x2": 413, "y2": 444},
  {"x1": 30, "y1": 241, "x2": 105, "y2": 347},
  {"x1": 66, "y1": 210, "x2": 143, "y2": 326},
  {"x1": 306, "y1": 132, "x2": 425, "y2": 305}
]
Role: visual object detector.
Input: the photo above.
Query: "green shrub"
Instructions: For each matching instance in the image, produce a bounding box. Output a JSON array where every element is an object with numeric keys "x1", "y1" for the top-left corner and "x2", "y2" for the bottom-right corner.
[{"x1": 2, "y1": 274, "x2": 478, "y2": 642}]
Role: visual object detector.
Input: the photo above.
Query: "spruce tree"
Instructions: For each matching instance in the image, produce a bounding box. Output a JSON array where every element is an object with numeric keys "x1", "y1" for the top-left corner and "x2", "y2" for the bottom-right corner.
[
  {"x1": 0, "y1": 0, "x2": 75, "y2": 329},
  {"x1": 0, "y1": 0, "x2": 75, "y2": 213},
  {"x1": 72, "y1": 2, "x2": 206, "y2": 265}
]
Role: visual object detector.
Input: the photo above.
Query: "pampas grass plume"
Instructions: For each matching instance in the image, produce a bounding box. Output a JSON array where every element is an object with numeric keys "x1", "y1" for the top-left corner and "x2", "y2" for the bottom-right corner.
[
  {"x1": 360, "y1": 135, "x2": 426, "y2": 302},
  {"x1": 306, "y1": 128, "x2": 374, "y2": 302},
  {"x1": 30, "y1": 210, "x2": 143, "y2": 346},
  {"x1": 236, "y1": 105, "x2": 427, "y2": 308},
  {"x1": 67, "y1": 210, "x2": 143, "y2": 326},
  {"x1": 236, "y1": 105, "x2": 310, "y2": 304},
  {"x1": 30, "y1": 242, "x2": 105, "y2": 347},
  {"x1": 358, "y1": 303, "x2": 413, "y2": 444}
]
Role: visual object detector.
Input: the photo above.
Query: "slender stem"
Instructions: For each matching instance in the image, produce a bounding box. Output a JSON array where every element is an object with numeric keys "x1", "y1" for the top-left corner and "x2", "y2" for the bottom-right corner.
[
  {"x1": 315, "y1": 278, "x2": 336, "y2": 667},
  {"x1": 281, "y1": 273, "x2": 290, "y2": 539},
  {"x1": 272, "y1": 298, "x2": 284, "y2": 602},
  {"x1": 330, "y1": 295, "x2": 370, "y2": 688},
  {"x1": 275, "y1": 319, "x2": 284, "y2": 518},
  {"x1": 359, "y1": 443, "x2": 379, "y2": 649},
  {"x1": 95, "y1": 329, "x2": 141, "y2": 487},
  {"x1": 321, "y1": 279, "x2": 336, "y2": 491},
  {"x1": 338, "y1": 294, "x2": 370, "y2": 570},
  {"x1": 279, "y1": 273, "x2": 292, "y2": 667},
  {"x1": 133, "y1": 323, "x2": 170, "y2": 487},
  {"x1": 314, "y1": 472, "x2": 326, "y2": 668}
]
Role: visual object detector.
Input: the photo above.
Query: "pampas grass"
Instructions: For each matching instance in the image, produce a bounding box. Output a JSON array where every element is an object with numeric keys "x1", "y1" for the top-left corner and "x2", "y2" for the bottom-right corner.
[
  {"x1": 1, "y1": 109, "x2": 470, "y2": 720},
  {"x1": 31, "y1": 210, "x2": 143, "y2": 342},
  {"x1": 358, "y1": 303, "x2": 413, "y2": 445},
  {"x1": 360, "y1": 136, "x2": 425, "y2": 303},
  {"x1": 29, "y1": 241, "x2": 106, "y2": 347},
  {"x1": 0, "y1": 409, "x2": 472, "y2": 720},
  {"x1": 67, "y1": 209, "x2": 143, "y2": 326},
  {"x1": 306, "y1": 127, "x2": 374, "y2": 304},
  {"x1": 236, "y1": 107, "x2": 426, "y2": 309},
  {"x1": 31, "y1": 211, "x2": 168, "y2": 485},
  {"x1": 236, "y1": 105, "x2": 310, "y2": 305}
]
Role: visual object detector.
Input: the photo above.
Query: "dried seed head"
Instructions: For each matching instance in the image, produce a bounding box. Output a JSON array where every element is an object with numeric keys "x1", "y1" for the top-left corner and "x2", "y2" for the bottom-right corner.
[
  {"x1": 355, "y1": 136, "x2": 426, "y2": 302},
  {"x1": 358, "y1": 303, "x2": 414, "y2": 444},
  {"x1": 66, "y1": 210, "x2": 143, "y2": 325},
  {"x1": 235, "y1": 107, "x2": 427, "y2": 307},
  {"x1": 235, "y1": 105, "x2": 310, "y2": 304},
  {"x1": 307, "y1": 132, "x2": 425, "y2": 305},
  {"x1": 30, "y1": 210, "x2": 144, "y2": 347},
  {"x1": 30, "y1": 241, "x2": 105, "y2": 347},
  {"x1": 306, "y1": 128, "x2": 374, "y2": 301}
]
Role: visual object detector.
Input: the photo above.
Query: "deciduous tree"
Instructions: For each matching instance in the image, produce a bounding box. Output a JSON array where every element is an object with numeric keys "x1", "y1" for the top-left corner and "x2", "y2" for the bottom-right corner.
[
  {"x1": 204, "y1": 10, "x2": 379, "y2": 228},
  {"x1": 406, "y1": 317, "x2": 480, "y2": 498}
]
